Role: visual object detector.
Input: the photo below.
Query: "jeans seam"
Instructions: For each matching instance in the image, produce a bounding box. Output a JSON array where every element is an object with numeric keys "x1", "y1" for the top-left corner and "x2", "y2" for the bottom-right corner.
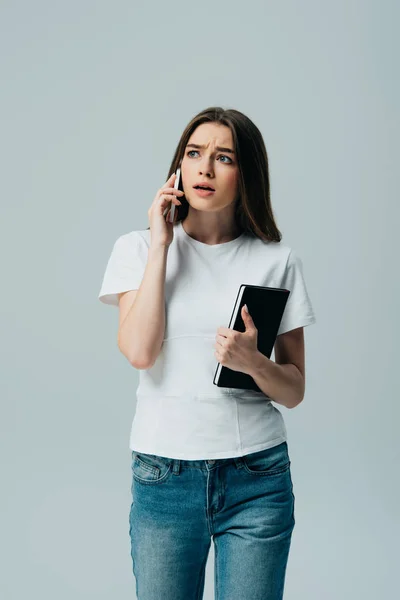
[
  {"x1": 196, "y1": 547, "x2": 209, "y2": 600},
  {"x1": 132, "y1": 464, "x2": 172, "y2": 484},
  {"x1": 135, "y1": 456, "x2": 159, "y2": 475},
  {"x1": 214, "y1": 536, "x2": 219, "y2": 600},
  {"x1": 242, "y1": 460, "x2": 291, "y2": 476}
]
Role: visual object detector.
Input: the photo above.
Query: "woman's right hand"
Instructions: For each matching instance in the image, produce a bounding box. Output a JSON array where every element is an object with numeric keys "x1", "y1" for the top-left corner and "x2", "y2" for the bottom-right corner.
[{"x1": 148, "y1": 173, "x2": 185, "y2": 248}]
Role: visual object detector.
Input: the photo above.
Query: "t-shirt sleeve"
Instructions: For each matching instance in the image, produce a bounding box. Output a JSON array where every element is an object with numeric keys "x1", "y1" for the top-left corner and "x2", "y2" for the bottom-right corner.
[
  {"x1": 98, "y1": 232, "x2": 147, "y2": 307},
  {"x1": 277, "y1": 249, "x2": 316, "y2": 336}
]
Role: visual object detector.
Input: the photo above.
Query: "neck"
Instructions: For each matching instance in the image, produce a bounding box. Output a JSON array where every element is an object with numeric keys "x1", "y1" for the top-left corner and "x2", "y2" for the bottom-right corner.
[{"x1": 181, "y1": 218, "x2": 242, "y2": 245}]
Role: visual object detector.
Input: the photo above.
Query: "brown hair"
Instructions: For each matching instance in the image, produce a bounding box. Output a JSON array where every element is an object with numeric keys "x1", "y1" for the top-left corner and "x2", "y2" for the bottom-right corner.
[{"x1": 147, "y1": 106, "x2": 282, "y2": 243}]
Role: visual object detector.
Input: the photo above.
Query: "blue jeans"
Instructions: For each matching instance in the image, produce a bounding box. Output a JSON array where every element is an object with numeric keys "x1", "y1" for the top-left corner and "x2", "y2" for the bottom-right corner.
[{"x1": 129, "y1": 441, "x2": 295, "y2": 600}]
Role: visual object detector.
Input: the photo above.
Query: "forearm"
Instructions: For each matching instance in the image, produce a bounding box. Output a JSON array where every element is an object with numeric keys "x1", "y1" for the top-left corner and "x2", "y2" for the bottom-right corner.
[
  {"x1": 118, "y1": 244, "x2": 168, "y2": 369},
  {"x1": 248, "y1": 351, "x2": 305, "y2": 409}
]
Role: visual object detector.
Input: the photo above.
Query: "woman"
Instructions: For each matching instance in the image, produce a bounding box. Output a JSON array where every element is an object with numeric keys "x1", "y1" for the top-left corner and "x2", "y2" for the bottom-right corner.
[{"x1": 98, "y1": 106, "x2": 316, "y2": 599}]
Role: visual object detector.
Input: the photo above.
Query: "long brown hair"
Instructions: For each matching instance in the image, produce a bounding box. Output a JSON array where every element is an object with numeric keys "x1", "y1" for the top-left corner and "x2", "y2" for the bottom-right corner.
[{"x1": 147, "y1": 106, "x2": 282, "y2": 243}]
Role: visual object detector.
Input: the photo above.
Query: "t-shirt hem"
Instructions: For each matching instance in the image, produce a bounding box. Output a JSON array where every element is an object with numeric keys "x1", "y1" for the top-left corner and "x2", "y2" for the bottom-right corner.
[
  {"x1": 129, "y1": 435, "x2": 287, "y2": 460},
  {"x1": 278, "y1": 313, "x2": 316, "y2": 336},
  {"x1": 98, "y1": 282, "x2": 142, "y2": 306}
]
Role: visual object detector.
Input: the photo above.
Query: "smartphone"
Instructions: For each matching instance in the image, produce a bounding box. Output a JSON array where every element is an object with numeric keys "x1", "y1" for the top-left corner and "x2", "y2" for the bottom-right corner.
[{"x1": 169, "y1": 167, "x2": 181, "y2": 223}]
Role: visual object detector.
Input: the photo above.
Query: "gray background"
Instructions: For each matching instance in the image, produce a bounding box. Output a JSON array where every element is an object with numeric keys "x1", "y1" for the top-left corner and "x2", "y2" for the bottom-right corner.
[{"x1": 2, "y1": 1, "x2": 399, "y2": 598}]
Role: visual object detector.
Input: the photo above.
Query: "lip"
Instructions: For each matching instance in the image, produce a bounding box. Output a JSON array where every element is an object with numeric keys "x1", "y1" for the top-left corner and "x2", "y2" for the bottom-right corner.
[
  {"x1": 193, "y1": 182, "x2": 215, "y2": 191},
  {"x1": 193, "y1": 188, "x2": 215, "y2": 197}
]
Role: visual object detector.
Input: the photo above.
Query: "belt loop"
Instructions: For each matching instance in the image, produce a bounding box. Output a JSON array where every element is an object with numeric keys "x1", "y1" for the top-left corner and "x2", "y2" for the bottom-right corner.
[
  {"x1": 172, "y1": 459, "x2": 181, "y2": 475},
  {"x1": 234, "y1": 456, "x2": 244, "y2": 470}
]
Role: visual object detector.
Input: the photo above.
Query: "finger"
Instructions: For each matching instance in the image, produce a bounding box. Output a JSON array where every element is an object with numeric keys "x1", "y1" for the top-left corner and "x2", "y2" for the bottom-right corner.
[
  {"x1": 160, "y1": 174, "x2": 176, "y2": 192},
  {"x1": 217, "y1": 327, "x2": 233, "y2": 337},
  {"x1": 163, "y1": 188, "x2": 184, "y2": 195},
  {"x1": 159, "y1": 194, "x2": 182, "y2": 205}
]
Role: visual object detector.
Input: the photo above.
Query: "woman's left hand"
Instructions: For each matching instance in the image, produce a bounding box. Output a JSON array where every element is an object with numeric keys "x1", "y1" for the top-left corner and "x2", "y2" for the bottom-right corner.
[{"x1": 214, "y1": 304, "x2": 259, "y2": 374}]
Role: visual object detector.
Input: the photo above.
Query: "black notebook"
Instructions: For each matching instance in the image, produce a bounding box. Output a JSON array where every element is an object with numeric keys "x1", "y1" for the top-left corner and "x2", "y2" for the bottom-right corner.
[{"x1": 213, "y1": 284, "x2": 290, "y2": 393}]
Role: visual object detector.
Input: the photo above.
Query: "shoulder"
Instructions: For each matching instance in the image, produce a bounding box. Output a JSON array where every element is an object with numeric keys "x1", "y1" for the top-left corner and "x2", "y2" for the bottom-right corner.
[
  {"x1": 115, "y1": 228, "x2": 149, "y2": 244},
  {"x1": 263, "y1": 240, "x2": 304, "y2": 270},
  {"x1": 247, "y1": 235, "x2": 293, "y2": 264},
  {"x1": 113, "y1": 228, "x2": 151, "y2": 251}
]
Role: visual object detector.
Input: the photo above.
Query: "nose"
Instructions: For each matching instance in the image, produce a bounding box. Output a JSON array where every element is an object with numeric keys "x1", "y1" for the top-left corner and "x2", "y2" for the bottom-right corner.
[
  {"x1": 199, "y1": 162, "x2": 213, "y2": 177},
  {"x1": 198, "y1": 155, "x2": 214, "y2": 176}
]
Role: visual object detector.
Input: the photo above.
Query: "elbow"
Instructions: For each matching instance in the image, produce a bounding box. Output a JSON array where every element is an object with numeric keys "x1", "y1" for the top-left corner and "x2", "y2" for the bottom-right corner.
[
  {"x1": 288, "y1": 396, "x2": 304, "y2": 409},
  {"x1": 117, "y1": 335, "x2": 161, "y2": 370},
  {"x1": 129, "y1": 356, "x2": 154, "y2": 370},
  {"x1": 289, "y1": 388, "x2": 305, "y2": 409},
  {"x1": 125, "y1": 350, "x2": 154, "y2": 370},
  {"x1": 127, "y1": 350, "x2": 155, "y2": 370},
  {"x1": 130, "y1": 345, "x2": 162, "y2": 370},
  {"x1": 117, "y1": 339, "x2": 153, "y2": 370}
]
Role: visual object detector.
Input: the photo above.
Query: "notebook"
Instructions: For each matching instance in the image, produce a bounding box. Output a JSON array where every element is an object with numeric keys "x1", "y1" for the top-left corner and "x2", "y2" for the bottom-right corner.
[{"x1": 213, "y1": 284, "x2": 290, "y2": 393}]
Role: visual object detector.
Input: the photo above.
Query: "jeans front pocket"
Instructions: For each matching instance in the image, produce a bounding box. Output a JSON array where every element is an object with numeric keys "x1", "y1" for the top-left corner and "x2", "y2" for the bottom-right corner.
[
  {"x1": 131, "y1": 451, "x2": 172, "y2": 485},
  {"x1": 241, "y1": 442, "x2": 291, "y2": 476}
]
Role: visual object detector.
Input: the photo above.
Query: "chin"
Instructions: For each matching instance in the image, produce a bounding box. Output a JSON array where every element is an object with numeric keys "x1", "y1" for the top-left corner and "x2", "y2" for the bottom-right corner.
[{"x1": 191, "y1": 202, "x2": 219, "y2": 212}]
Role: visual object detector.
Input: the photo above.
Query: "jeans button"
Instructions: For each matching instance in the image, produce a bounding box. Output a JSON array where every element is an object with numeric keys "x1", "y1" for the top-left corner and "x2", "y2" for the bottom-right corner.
[{"x1": 208, "y1": 460, "x2": 215, "y2": 465}]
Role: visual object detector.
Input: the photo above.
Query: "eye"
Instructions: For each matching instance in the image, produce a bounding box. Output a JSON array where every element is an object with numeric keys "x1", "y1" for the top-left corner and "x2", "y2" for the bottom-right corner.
[{"x1": 186, "y1": 150, "x2": 233, "y2": 164}]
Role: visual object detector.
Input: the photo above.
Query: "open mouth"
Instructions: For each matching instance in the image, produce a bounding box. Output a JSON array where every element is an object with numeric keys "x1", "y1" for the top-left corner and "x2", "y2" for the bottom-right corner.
[
  {"x1": 193, "y1": 186, "x2": 215, "y2": 196},
  {"x1": 193, "y1": 185, "x2": 215, "y2": 191}
]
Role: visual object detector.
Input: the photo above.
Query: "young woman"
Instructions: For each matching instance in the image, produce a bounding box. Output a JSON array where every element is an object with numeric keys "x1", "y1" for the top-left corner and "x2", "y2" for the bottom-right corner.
[{"x1": 98, "y1": 106, "x2": 316, "y2": 600}]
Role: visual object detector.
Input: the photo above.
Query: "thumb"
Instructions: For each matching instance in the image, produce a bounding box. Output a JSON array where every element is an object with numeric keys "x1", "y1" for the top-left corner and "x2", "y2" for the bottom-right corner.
[{"x1": 242, "y1": 304, "x2": 255, "y2": 329}]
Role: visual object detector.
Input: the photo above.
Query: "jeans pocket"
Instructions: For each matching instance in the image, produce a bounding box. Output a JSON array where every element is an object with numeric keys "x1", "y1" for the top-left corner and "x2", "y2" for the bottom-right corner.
[
  {"x1": 131, "y1": 451, "x2": 172, "y2": 484},
  {"x1": 241, "y1": 442, "x2": 291, "y2": 476}
]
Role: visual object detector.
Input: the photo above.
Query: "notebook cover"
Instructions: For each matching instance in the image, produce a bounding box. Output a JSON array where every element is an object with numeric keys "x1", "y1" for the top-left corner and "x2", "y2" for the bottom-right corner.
[{"x1": 213, "y1": 285, "x2": 290, "y2": 393}]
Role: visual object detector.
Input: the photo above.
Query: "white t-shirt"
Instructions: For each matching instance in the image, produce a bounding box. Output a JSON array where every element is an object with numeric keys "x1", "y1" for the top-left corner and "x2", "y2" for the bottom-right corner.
[{"x1": 98, "y1": 220, "x2": 316, "y2": 460}]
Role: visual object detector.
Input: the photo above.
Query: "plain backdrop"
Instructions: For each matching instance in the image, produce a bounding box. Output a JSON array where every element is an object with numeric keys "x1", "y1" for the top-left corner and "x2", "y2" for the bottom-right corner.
[{"x1": 2, "y1": 1, "x2": 399, "y2": 598}]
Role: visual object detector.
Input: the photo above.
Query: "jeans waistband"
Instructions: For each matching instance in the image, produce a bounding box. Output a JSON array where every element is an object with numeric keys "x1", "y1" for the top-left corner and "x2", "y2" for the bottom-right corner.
[{"x1": 171, "y1": 456, "x2": 244, "y2": 475}]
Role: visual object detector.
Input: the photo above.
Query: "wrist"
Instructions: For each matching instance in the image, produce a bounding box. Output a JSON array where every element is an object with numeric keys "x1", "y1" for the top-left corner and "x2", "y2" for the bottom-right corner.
[
  {"x1": 249, "y1": 350, "x2": 268, "y2": 378},
  {"x1": 149, "y1": 243, "x2": 169, "y2": 255}
]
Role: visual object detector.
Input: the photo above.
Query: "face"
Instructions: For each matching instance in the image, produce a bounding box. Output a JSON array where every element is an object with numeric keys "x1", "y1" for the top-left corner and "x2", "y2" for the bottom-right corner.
[{"x1": 181, "y1": 123, "x2": 239, "y2": 212}]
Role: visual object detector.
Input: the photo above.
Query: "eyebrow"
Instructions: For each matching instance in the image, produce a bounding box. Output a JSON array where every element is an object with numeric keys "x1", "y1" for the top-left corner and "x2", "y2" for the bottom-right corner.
[{"x1": 186, "y1": 143, "x2": 235, "y2": 155}]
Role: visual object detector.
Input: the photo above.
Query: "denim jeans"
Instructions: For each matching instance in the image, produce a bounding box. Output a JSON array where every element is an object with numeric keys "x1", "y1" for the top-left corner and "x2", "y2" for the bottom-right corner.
[{"x1": 128, "y1": 441, "x2": 295, "y2": 600}]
